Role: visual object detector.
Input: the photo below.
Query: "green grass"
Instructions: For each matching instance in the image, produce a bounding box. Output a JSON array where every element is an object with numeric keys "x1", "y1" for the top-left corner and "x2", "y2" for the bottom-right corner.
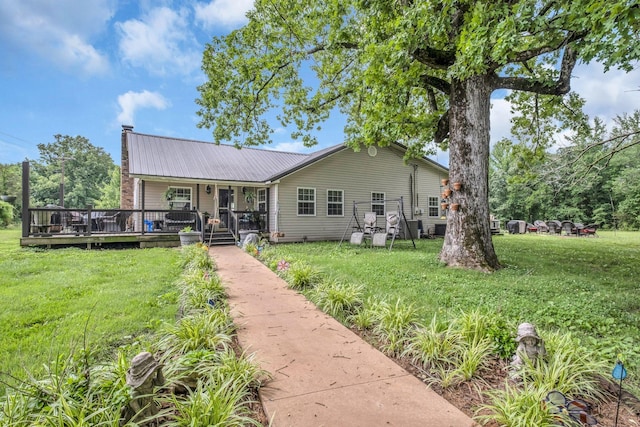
[
  {"x1": 0, "y1": 227, "x2": 182, "y2": 392},
  {"x1": 266, "y1": 231, "x2": 640, "y2": 388}
]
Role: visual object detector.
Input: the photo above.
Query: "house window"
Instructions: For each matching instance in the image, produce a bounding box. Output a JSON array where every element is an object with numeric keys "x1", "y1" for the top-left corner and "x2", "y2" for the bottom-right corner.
[
  {"x1": 428, "y1": 196, "x2": 439, "y2": 217},
  {"x1": 327, "y1": 189, "x2": 343, "y2": 216},
  {"x1": 371, "y1": 192, "x2": 385, "y2": 216},
  {"x1": 297, "y1": 187, "x2": 316, "y2": 216},
  {"x1": 168, "y1": 186, "x2": 192, "y2": 210},
  {"x1": 257, "y1": 188, "x2": 267, "y2": 212}
]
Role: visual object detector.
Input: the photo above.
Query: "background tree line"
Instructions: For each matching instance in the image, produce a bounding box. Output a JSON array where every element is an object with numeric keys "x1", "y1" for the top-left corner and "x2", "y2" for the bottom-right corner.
[
  {"x1": 0, "y1": 135, "x2": 120, "y2": 226},
  {"x1": 490, "y1": 109, "x2": 640, "y2": 230}
]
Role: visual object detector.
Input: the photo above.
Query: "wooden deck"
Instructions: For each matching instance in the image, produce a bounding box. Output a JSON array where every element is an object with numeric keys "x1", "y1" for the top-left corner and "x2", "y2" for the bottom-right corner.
[
  {"x1": 20, "y1": 232, "x2": 182, "y2": 249},
  {"x1": 20, "y1": 231, "x2": 237, "y2": 249}
]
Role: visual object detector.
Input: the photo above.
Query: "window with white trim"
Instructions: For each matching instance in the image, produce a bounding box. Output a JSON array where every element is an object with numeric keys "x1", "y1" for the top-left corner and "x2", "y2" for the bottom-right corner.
[
  {"x1": 327, "y1": 189, "x2": 343, "y2": 216},
  {"x1": 257, "y1": 188, "x2": 267, "y2": 212},
  {"x1": 371, "y1": 192, "x2": 385, "y2": 216},
  {"x1": 168, "y1": 187, "x2": 192, "y2": 210},
  {"x1": 428, "y1": 196, "x2": 440, "y2": 217},
  {"x1": 297, "y1": 187, "x2": 316, "y2": 216}
]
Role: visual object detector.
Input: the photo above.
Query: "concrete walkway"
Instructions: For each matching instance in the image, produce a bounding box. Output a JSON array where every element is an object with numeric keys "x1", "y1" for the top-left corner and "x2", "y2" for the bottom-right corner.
[{"x1": 210, "y1": 245, "x2": 476, "y2": 427}]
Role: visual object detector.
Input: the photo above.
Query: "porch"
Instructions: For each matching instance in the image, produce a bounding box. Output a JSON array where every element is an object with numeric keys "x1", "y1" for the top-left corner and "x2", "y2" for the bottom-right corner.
[{"x1": 20, "y1": 206, "x2": 268, "y2": 249}]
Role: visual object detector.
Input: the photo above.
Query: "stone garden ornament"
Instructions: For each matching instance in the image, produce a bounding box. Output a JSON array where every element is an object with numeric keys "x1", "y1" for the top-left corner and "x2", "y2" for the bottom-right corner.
[
  {"x1": 511, "y1": 322, "x2": 546, "y2": 370},
  {"x1": 121, "y1": 352, "x2": 165, "y2": 426}
]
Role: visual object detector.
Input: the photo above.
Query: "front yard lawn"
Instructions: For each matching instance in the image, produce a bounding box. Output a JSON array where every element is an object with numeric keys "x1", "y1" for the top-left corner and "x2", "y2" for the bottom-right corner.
[
  {"x1": 265, "y1": 231, "x2": 640, "y2": 390},
  {"x1": 0, "y1": 227, "x2": 182, "y2": 393}
]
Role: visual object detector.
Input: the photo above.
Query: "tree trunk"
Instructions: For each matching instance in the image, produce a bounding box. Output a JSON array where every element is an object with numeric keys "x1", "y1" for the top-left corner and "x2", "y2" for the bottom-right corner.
[{"x1": 439, "y1": 74, "x2": 501, "y2": 272}]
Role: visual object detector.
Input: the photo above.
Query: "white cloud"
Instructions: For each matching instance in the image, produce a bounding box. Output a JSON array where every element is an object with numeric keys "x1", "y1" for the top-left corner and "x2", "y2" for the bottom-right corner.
[
  {"x1": 116, "y1": 7, "x2": 201, "y2": 76},
  {"x1": 490, "y1": 97, "x2": 515, "y2": 144},
  {"x1": 0, "y1": 0, "x2": 112, "y2": 75},
  {"x1": 194, "y1": 0, "x2": 253, "y2": 28},
  {"x1": 572, "y1": 62, "x2": 640, "y2": 122},
  {"x1": 117, "y1": 90, "x2": 170, "y2": 125}
]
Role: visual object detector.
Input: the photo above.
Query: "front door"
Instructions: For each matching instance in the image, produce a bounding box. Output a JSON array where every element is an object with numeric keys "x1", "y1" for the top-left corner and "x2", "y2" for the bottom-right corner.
[{"x1": 218, "y1": 188, "x2": 234, "y2": 231}]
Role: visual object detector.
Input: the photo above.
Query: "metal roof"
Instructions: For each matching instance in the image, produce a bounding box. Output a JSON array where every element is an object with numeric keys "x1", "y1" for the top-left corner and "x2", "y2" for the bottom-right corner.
[
  {"x1": 126, "y1": 132, "x2": 342, "y2": 183},
  {"x1": 126, "y1": 131, "x2": 447, "y2": 183}
]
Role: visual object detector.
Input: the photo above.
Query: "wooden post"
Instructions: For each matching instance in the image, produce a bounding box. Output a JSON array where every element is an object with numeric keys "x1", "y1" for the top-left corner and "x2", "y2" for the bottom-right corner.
[{"x1": 21, "y1": 161, "x2": 30, "y2": 238}]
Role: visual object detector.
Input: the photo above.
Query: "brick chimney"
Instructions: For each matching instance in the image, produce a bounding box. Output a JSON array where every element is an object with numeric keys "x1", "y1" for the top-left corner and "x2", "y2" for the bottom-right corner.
[{"x1": 120, "y1": 125, "x2": 134, "y2": 209}]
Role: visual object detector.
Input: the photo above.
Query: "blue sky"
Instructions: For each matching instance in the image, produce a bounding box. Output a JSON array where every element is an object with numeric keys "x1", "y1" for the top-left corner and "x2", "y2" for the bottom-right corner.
[{"x1": 1, "y1": 1, "x2": 638, "y2": 167}]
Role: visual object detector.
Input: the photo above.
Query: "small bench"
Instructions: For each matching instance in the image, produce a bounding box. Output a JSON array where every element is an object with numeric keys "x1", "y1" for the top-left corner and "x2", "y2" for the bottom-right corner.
[{"x1": 164, "y1": 210, "x2": 197, "y2": 231}]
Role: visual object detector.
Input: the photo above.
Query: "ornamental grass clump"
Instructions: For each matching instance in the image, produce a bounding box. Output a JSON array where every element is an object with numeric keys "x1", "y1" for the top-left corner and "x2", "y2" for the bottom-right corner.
[
  {"x1": 476, "y1": 382, "x2": 558, "y2": 427},
  {"x1": 180, "y1": 242, "x2": 215, "y2": 271},
  {"x1": 311, "y1": 279, "x2": 364, "y2": 322},
  {"x1": 372, "y1": 299, "x2": 418, "y2": 357},
  {"x1": 404, "y1": 315, "x2": 463, "y2": 372},
  {"x1": 349, "y1": 297, "x2": 383, "y2": 331},
  {"x1": 169, "y1": 374, "x2": 261, "y2": 427},
  {"x1": 160, "y1": 308, "x2": 234, "y2": 355},
  {"x1": 286, "y1": 262, "x2": 320, "y2": 290},
  {"x1": 178, "y1": 270, "x2": 226, "y2": 313}
]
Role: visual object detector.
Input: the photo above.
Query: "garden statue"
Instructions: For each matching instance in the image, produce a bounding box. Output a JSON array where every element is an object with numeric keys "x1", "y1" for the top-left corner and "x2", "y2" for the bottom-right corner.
[
  {"x1": 121, "y1": 352, "x2": 165, "y2": 426},
  {"x1": 511, "y1": 322, "x2": 546, "y2": 371},
  {"x1": 242, "y1": 232, "x2": 260, "y2": 248}
]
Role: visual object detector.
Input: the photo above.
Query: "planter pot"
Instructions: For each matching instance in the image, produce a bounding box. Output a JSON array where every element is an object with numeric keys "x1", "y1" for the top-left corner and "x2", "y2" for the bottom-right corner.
[
  {"x1": 440, "y1": 203, "x2": 449, "y2": 210},
  {"x1": 178, "y1": 231, "x2": 201, "y2": 246},
  {"x1": 443, "y1": 188, "x2": 452, "y2": 198},
  {"x1": 441, "y1": 178, "x2": 449, "y2": 186},
  {"x1": 452, "y1": 182, "x2": 462, "y2": 191},
  {"x1": 0, "y1": 195, "x2": 16, "y2": 203},
  {"x1": 450, "y1": 203, "x2": 460, "y2": 211}
]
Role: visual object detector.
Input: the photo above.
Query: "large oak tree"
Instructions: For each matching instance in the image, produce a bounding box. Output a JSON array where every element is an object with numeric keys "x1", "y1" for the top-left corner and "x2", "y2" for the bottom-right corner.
[{"x1": 196, "y1": 0, "x2": 639, "y2": 271}]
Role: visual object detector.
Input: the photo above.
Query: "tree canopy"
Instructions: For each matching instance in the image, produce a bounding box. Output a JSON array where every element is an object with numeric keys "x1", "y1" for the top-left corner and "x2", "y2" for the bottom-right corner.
[
  {"x1": 491, "y1": 110, "x2": 640, "y2": 230},
  {"x1": 197, "y1": 0, "x2": 640, "y2": 271},
  {"x1": 31, "y1": 135, "x2": 115, "y2": 208}
]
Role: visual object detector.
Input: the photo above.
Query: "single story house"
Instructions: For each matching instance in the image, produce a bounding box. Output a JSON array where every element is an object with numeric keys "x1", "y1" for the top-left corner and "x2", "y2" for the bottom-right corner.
[{"x1": 120, "y1": 125, "x2": 448, "y2": 243}]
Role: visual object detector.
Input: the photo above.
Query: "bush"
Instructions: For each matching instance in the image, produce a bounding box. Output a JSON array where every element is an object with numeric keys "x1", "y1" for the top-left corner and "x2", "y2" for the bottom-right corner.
[{"x1": 0, "y1": 201, "x2": 12, "y2": 227}]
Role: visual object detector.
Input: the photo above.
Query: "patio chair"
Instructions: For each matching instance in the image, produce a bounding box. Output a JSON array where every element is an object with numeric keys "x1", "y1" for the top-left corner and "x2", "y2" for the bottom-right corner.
[
  {"x1": 363, "y1": 212, "x2": 378, "y2": 236},
  {"x1": 561, "y1": 220, "x2": 578, "y2": 236},
  {"x1": 534, "y1": 220, "x2": 549, "y2": 233},
  {"x1": 100, "y1": 212, "x2": 121, "y2": 232},
  {"x1": 580, "y1": 223, "x2": 598, "y2": 237},
  {"x1": 372, "y1": 211, "x2": 400, "y2": 250},
  {"x1": 546, "y1": 220, "x2": 562, "y2": 235},
  {"x1": 31, "y1": 210, "x2": 51, "y2": 234}
]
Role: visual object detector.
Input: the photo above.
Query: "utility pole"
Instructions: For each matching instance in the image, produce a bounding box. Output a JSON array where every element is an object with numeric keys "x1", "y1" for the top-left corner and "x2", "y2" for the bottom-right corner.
[{"x1": 56, "y1": 156, "x2": 74, "y2": 207}]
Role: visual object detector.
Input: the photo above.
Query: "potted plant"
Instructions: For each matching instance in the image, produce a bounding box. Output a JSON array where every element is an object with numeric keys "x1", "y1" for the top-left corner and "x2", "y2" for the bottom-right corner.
[
  {"x1": 441, "y1": 178, "x2": 449, "y2": 186},
  {"x1": 163, "y1": 188, "x2": 176, "y2": 209},
  {"x1": 440, "y1": 202, "x2": 449, "y2": 210},
  {"x1": 178, "y1": 226, "x2": 201, "y2": 246},
  {"x1": 450, "y1": 203, "x2": 460, "y2": 211},
  {"x1": 443, "y1": 188, "x2": 452, "y2": 198},
  {"x1": 452, "y1": 182, "x2": 462, "y2": 191}
]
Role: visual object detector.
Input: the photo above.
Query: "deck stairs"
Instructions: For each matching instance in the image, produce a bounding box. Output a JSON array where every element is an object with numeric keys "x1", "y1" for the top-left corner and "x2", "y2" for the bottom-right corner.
[{"x1": 205, "y1": 231, "x2": 236, "y2": 246}]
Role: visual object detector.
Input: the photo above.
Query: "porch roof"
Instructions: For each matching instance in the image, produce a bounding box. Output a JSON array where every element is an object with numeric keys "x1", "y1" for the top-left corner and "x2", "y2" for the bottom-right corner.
[{"x1": 127, "y1": 132, "x2": 344, "y2": 183}]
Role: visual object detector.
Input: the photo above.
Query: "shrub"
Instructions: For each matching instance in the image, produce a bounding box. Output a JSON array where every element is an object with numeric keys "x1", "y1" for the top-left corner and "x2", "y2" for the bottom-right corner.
[{"x1": 0, "y1": 201, "x2": 12, "y2": 227}]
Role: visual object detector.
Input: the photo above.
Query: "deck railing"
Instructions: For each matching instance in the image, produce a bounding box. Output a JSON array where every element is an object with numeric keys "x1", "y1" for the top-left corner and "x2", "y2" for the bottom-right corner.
[
  {"x1": 25, "y1": 207, "x2": 200, "y2": 237},
  {"x1": 25, "y1": 206, "x2": 270, "y2": 240}
]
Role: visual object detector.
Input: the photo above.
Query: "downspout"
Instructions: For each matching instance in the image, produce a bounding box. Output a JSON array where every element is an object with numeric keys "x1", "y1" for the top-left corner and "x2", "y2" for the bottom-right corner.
[{"x1": 274, "y1": 183, "x2": 279, "y2": 236}]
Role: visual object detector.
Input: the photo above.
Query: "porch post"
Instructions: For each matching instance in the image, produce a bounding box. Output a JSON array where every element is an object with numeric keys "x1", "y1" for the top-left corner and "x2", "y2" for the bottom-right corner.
[
  {"x1": 141, "y1": 180, "x2": 146, "y2": 234},
  {"x1": 21, "y1": 161, "x2": 29, "y2": 238}
]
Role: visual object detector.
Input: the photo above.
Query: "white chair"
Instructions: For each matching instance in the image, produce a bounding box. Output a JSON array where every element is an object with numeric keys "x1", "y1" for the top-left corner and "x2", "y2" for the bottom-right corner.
[
  {"x1": 363, "y1": 212, "x2": 377, "y2": 235},
  {"x1": 386, "y1": 211, "x2": 401, "y2": 250}
]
